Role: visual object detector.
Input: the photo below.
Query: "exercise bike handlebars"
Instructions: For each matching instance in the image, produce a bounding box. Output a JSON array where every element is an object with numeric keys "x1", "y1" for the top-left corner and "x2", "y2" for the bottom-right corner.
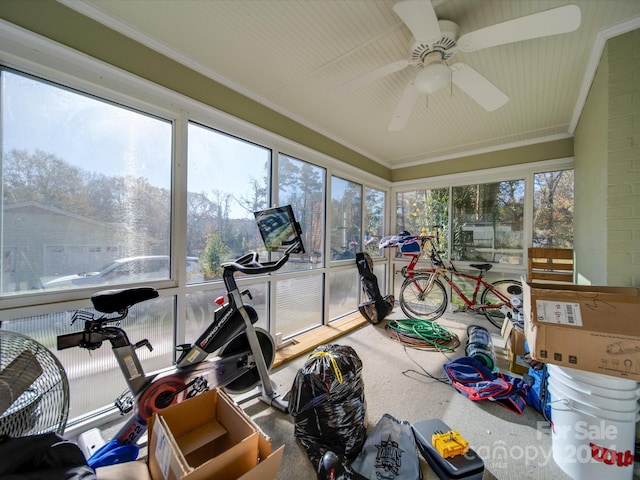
[{"x1": 222, "y1": 241, "x2": 300, "y2": 276}]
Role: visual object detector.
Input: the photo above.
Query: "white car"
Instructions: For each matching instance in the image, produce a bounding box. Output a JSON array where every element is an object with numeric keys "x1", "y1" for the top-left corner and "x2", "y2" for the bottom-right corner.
[{"x1": 42, "y1": 256, "x2": 203, "y2": 289}]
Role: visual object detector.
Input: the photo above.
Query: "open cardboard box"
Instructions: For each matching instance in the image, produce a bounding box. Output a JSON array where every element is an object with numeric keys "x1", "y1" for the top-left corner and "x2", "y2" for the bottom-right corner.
[
  {"x1": 523, "y1": 282, "x2": 640, "y2": 381},
  {"x1": 148, "y1": 389, "x2": 283, "y2": 480},
  {"x1": 97, "y1": 389, "x2": 283, "y2": 480}
]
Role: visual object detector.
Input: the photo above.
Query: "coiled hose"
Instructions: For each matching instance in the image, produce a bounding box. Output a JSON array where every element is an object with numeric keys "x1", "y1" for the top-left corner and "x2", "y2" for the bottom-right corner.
[{"x1": 386, "y1": 318, "x2": 460, "y2": 351}]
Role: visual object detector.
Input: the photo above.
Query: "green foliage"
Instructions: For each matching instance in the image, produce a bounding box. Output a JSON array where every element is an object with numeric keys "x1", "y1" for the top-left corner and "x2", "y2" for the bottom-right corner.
[{"x1": 201, "y1": 232, "x2": 229, "y2": 279}]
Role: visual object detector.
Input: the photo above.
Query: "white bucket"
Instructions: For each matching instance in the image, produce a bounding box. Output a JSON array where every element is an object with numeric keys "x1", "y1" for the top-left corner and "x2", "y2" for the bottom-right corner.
[
  {"x1": 548, "y1": 364, "x2": 639, "y2": 390},
  {"x1": 548, "y1": 371, "x2": 639, "y2": 480},
  {"x1": 549, "y1": 374, "x2": 640, "y2": 411},
  {"x1": 548, "y1": 364, "x2": 640, "y2": 399}
]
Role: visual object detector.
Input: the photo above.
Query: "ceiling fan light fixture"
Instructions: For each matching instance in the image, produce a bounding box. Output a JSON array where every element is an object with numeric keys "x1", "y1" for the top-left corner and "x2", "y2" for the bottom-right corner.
[{"x1": 415, "y1": 61, "x2": 451, "y2": 95}]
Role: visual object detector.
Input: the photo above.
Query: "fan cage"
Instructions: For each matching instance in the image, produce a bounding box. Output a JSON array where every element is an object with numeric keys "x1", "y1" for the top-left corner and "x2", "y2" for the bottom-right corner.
[{"x1": 0, "y1": 330, "x2": 69, "y2": 437}]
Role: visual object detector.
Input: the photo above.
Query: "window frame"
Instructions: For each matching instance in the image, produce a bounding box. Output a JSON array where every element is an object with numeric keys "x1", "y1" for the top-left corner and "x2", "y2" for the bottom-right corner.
[
  {"x1": 390, "y1": 157, "x2": 574, "y2": 275},
  {"x1": 0, "y1": 20, "x2": 391, "y2": 317}
]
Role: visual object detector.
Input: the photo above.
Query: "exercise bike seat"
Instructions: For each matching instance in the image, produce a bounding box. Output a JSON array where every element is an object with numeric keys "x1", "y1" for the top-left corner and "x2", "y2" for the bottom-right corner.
[{"x1": 91, "y1": 287, "x2": 159, "y2": 314}]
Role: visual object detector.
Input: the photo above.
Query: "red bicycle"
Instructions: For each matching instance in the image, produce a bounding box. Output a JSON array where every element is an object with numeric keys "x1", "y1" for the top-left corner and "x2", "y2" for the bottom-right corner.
[{"x1": 382, "y1": 228, "x2": 521, "y2": 328}]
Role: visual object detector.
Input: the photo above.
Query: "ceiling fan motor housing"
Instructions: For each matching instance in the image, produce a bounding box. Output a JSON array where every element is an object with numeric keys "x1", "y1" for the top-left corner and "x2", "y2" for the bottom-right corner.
[{"x1": 410, "y1": 20, "x2": 459, "y2": 67}]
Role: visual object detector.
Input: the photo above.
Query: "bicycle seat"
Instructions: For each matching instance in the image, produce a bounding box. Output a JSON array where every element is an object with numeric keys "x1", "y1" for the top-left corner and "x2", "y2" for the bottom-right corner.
[
  {"x1": 91, "y1": 287, "x2": 159, "y2": 313},
  {"x1": 469, "y1": 263, "x2": 493, "y2": 272}
]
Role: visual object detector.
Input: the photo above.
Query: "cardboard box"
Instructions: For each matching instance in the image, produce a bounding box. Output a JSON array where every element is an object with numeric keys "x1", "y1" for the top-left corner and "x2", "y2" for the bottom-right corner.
[
  {"x1": 147, "y1": 389, "x2": 283, "y2": 480},
  {"x1": 523, "y1": 282, "x2": 640, "y2": 381},
  {"x1": 501, "y1": 320, "x2": 529, "y2": 375}
]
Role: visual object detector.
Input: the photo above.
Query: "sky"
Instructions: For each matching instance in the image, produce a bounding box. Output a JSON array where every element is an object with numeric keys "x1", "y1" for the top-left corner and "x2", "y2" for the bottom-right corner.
[{"x1": 3, "y1": 70, "x2": 269, "y2": 218}]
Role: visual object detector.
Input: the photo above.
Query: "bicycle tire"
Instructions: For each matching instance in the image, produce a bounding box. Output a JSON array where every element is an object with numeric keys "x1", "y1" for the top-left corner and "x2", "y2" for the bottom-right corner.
[
  {"x1": 479, "y1": 279, "x2": 522, "y2": 329},
  {"x1": 399, "y1": 274, "x2": 448, "y2": 321}
]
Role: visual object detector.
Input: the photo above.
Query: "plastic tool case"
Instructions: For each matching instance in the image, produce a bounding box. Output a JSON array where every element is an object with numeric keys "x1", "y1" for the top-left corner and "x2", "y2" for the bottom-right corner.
[{"x1": 412, "y1": 419, "x2": 484, "y2": 480}]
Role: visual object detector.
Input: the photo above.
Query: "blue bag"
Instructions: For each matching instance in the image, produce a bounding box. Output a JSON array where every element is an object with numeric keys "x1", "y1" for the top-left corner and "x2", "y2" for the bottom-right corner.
[
  {"x1": 87, "y1": 439, "x2": 139, "y2": 469},
  {"x1": 443, "y1": 356, "x2": 529, "y2": 414}
]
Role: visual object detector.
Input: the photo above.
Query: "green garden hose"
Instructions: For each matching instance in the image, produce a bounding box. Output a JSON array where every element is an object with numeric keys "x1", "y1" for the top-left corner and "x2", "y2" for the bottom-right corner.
[{"x1": 386, "y1": 318, "x2": 460, "y2": 351}]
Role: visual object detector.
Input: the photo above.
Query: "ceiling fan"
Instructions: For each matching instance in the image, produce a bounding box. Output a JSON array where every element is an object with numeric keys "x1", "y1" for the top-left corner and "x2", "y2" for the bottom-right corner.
[{"x1": 336, "y1": 1, "x2": 581, "y2": 131}]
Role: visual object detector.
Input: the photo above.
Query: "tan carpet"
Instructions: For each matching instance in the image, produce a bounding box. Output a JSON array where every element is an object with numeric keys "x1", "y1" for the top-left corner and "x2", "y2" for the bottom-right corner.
[{"x1": 242, "y1": 309, "x2": 580, "y2": 480}]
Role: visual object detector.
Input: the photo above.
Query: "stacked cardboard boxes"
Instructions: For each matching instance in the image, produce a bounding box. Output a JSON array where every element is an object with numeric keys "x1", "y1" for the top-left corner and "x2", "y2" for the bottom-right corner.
[{"x1": 522, "y1": 282, "x2": 640, "y2": 381}]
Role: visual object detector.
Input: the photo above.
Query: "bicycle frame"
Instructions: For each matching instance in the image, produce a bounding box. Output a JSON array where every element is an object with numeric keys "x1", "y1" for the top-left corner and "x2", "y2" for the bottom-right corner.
[
  {"x1": 418, "y1": 266, "x2": 511, "y2": 313},
  {"x1": 392, "y1": 231, "x2": 518, "y2": 325}
]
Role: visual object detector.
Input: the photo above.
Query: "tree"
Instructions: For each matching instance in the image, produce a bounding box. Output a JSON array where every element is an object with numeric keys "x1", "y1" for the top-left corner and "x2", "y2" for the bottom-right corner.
[
  {"x1": 278, "y1": 156, "x2": 324, "y2": 254},
  {"x1": 236, "y1": 175, "x2": 268, "y2": 216},
  {"x1": 533, "y1": 170, "x2": 574, "y2": 247},
  {"x1": 186, "y1": 191, "x2": 217, "y2": 256},
  {"x1": 3, "y1": 149, "x2": 86, "y2": 209},
  {"x1": 201, "y1": 232, "x2": 229, "y2": 279}
]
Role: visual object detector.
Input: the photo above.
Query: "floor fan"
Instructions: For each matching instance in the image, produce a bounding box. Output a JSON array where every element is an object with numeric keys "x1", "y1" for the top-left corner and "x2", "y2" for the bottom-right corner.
[{"x1": 0, "y1": 330, "x2": 70, "y2": 437}]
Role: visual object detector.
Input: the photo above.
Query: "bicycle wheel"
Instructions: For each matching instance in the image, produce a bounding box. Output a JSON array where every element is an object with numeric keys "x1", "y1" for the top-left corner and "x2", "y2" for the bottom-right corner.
[
  {"x1": 399, "y1": 274, "x2": 448, "y2": 321},
  {"x1": 480, "y1": 279, "x2": 522, "y2": 329}
]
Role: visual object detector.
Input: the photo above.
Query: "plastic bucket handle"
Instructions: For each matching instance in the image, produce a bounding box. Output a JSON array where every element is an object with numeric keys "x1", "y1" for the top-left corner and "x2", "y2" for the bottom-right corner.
[
  {"x1": 548, "y1": 364, "x2": 639, "y2": 390},
  {"x1": 552, "y1": 377, "x2": 640, "y2": 398}
]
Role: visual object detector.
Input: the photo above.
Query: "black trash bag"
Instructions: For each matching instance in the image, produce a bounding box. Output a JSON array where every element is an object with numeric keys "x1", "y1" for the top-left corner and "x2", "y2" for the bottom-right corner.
[
  {"x1": 356, "y1": 252, "x2": 394, "y2": 324},
  {"x1": 288, "y1": 344, "x2": 367, "y2": 470},
  {"x1": 0, "y1": 433, "x2": 96, "y2": 480}
]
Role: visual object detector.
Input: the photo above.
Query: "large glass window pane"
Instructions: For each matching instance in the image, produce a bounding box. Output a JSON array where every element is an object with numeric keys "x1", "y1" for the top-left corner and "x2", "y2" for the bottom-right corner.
[
  {"x1": 452, "y1": 180, "x2": 524, "y2": 264},
  {"x1": 396, "y1": 189, "x2": 449, "y2": 256},
  {"x1": 275, "y1": 274, "x2": 323, "y2": 339},
  {"x1": 278, "y1": 154, "x2": 325, "y2": 270},
  {"x1": 328, "y1": 268, "x2": 359, "y2": 320},
  {"x1": 1, "y1": 70, "x2": 172, "y2": 294},
  {"x1": 185, "y1": 283, "x2": 268, "y2": 343},
  {"x1": 533, "y1": 169, "x2": 574, "y2": 248},
  {"x1": 187, "y1": 123, "x2": 270, "y2": 281},
  {"x1": 330, "y1": 176, "x2": 361, "y2": 261},
  {"x1": 364, "y1": 187, "x2": 385, "y2": 257}
]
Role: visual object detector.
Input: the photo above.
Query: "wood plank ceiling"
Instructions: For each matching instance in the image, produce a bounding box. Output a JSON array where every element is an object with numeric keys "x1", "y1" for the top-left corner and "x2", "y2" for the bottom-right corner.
[{"x1": 65, "y1": 0, "x2": 640, "y2": 169}]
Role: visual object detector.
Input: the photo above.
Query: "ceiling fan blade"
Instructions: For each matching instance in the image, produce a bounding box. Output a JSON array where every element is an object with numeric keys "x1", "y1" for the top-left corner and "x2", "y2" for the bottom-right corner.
[
  {"x1": 393, "y1": 0, "x2": 441, "y2": 44},
  {"x1": 450, "y1": 62, "x2": 508, "y2": 111},
  {"x1": 389, "y1": 80, "x2": 418, "y2": 131},
  {"x1": 457, "y1": 4, "x2": 581, "y2": 53},
  {"x1": 334, "y1": 59, "x2": 410, "y2": 95}
]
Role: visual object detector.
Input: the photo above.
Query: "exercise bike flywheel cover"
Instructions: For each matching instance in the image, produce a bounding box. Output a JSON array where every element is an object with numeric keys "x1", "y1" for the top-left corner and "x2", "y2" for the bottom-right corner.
[
  {"x1": 136, "y1": 375, "x2": 186, "y2": 420},
  {"x1": 221, "y1": 327, "x2": 275, "y2": 394}
]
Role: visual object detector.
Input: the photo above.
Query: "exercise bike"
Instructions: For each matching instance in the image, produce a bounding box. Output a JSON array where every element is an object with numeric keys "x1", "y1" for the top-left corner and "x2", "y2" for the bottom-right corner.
[{"x1": 57, "y1": 205, "x2": 304, "y2": 446}]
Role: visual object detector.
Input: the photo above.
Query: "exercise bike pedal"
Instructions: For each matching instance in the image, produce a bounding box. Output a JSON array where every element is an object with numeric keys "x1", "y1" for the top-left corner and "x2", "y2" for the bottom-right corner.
[{"x1": 115, "y1": 389, "x2": 134, "y2": 415}]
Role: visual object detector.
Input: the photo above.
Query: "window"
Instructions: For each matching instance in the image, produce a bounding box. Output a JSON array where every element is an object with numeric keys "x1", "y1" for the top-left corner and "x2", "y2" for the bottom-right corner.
[
  {"x1": 364, "y1": 187, "x2": 386, "y2": 257},
  {"x1": 396, "y1": 188, "x2": 449, "y2": 256},
  {"x1": 187, "y1": 123, "x2": 271, "y2": 281},
  {"x1": 452, "y1": 180, "x2": 524, "y2": 264},
  {"x1": 2, "y1": 297, "x2": 175, "y2": 422},
  {"x1": 277, "y1": 154, "x2": 326, "y2": 337},
  {"x1": 328, "y1": 268, "x2": 359, "y2": 320},
  {"x1": 278, "y1": 154, "x2": 326, "y2": 270},
  {"x1": 330, "y1": 176, "x2": 361, "y2": 261},
  {"x1": 0, "y1": 31, "x2": 389, "y2": 427},
  {"x1": 533, "y1": 169, "x2": 574, "y2": 248},
  {"x1": 1, "y1": 70, "x2": 172, "y2": 294}
]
